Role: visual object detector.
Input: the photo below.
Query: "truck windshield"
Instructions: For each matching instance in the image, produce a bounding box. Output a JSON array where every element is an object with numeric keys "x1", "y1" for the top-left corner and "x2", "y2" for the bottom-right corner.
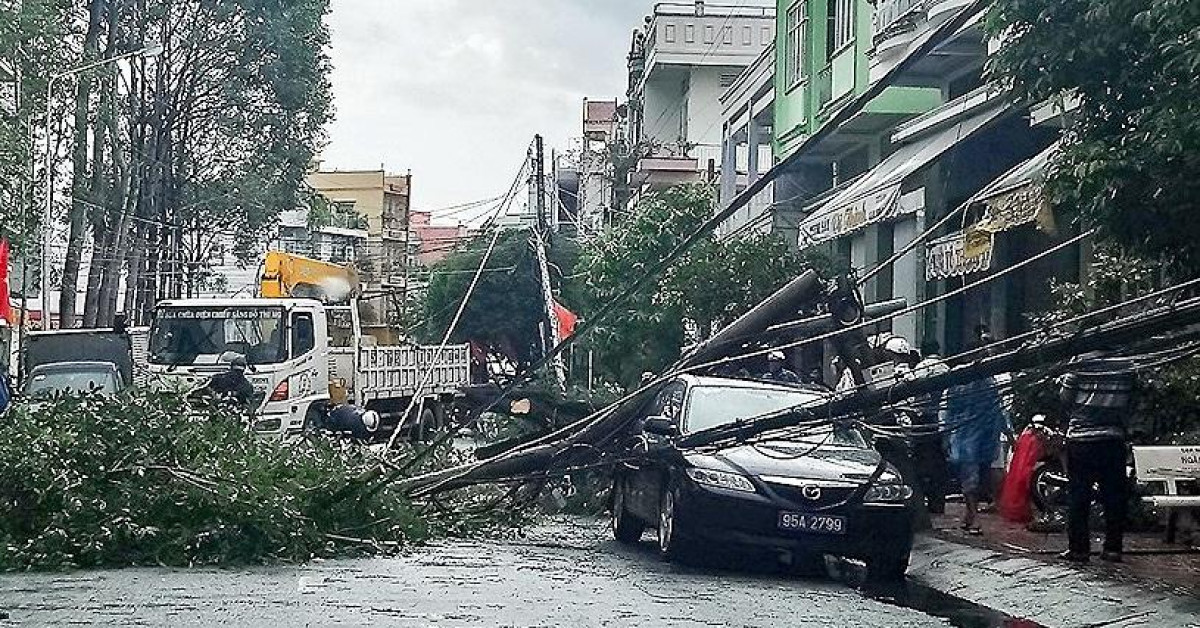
[{"x1": 149, "y1": 307, "x2": 287, "y2": 366}]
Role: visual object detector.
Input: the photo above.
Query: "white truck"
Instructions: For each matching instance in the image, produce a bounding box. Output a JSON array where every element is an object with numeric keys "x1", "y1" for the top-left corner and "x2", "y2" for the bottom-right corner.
[{"x1": 146, "y1": 297, "x2": 472, "y2": 439}]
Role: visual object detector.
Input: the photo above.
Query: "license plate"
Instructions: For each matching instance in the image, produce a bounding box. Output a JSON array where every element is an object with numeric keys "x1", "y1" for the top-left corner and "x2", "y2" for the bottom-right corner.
[{"x1": 778, "y1": 512, "x2": 847, "y2": 535}]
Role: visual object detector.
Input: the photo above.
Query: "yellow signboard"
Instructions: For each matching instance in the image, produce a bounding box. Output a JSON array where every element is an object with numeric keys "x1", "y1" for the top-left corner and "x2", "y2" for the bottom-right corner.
[{"x1": 963, "y1": 228, "x2": 993, "y2": 260}]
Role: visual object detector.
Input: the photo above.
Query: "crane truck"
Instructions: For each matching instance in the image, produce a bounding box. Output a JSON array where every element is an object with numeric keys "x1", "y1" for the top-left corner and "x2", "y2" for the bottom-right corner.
[{"x1": 146, "y1": 251, "x2": 472, "y2": 439}]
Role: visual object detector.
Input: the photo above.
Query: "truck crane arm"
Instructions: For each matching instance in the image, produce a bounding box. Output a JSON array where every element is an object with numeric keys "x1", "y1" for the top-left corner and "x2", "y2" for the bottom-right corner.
[{"x1": 260, "y1": 251, "x2": 359, "y2": 304}]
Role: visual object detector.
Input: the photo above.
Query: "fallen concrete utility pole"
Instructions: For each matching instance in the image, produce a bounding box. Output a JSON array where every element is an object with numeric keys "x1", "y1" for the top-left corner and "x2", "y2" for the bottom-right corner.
[
  {"x1": 394, "y1": 271, "x2": 832, "y2": 497},
  {"x1": 407, "y1": 291, "x2": 1200, "y2": 496},
  {"x1": 677, "y1": 294, "x2": 1200, "y2": 449}
]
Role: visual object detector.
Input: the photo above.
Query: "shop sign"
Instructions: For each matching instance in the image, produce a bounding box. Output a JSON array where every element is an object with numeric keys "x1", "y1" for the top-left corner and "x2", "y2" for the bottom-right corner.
[
  {"x1": 926, "y1": 230, "x2": 994, "y2": 282},
  {"x1": 799, "y1": 184, "x2": 906, "y2": 247}
]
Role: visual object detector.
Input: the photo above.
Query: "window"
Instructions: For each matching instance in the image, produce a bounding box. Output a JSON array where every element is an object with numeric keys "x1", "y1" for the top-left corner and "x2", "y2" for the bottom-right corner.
[
  {"x1": 784, "y1": 1, "x2": 809, "y2": 89},
  {"x1": 685, "y1": 24, "x2": 695, "y2": 43},
  {"x1": 723, "y1": 25, "x2": 733, "y2": 45},
  {"x1": 704, "y1": 25, "x2": 714, "y2": 44},
  {"x1": 291, "y1": 312, "x2": 315, "y2": 357},
  {"x1": 665, "y1": 24, "x2": 676, "y2": 43},
  {"x1": 743, "y1": 25, "x2": 752, "y2": 45},
  {"x1": 828, "y1": 0, "x2": 855, "y2": 59},
  {"x1": 648, "y1": 382, "x2": 687, "y2": 420}
]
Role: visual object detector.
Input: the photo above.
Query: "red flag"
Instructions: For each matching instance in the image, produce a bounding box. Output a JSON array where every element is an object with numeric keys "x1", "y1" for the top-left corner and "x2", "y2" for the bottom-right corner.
[
  {"x1": 0, "y1": 238, "x2": 11, "y2": 326},
  {"x1": 553, "y1": 300, "x2": 578, "y2": 340}
]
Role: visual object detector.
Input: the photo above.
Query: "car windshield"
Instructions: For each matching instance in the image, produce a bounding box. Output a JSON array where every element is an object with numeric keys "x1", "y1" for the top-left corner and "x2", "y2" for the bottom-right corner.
[
  {"x1": 684, "y1": 385, "x2": 826, "y2": 434},
  {"x1": 149, "y1": 307, "x2": 287, "y2": 366},
  {"x1": 24, "y1": 368, "x2": 119, "y2": 399}
]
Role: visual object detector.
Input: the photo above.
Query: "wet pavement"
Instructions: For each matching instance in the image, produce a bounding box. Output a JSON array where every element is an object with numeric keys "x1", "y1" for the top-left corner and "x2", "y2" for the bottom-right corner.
[
  {"x1": 931, "y1": 504, "x2": 1200, "y2": 598},
  {"x1": 0, "y1": 517, "x2": 1037, "y2": 628}
]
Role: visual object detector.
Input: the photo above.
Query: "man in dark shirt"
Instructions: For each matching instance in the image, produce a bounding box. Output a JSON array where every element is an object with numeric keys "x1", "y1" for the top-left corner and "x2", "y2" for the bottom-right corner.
[
  {"x1": 1056, "y1": 353, "x2": 1136, "y2": 563},
  {"x1": 207, "y1": 356, "x2": 256, "y2": 408}
]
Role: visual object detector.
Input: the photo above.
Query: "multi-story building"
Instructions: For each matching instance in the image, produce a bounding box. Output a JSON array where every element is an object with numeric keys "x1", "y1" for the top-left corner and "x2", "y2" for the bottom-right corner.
[
  {"x1": 305, "y1": 169, "x2": 417, "y2": 327},
  {"x1": 409, "y1": 210, "x2": 470, "y2": 268},
  {"x1": 753, "y1": 0, "x2": 1071, "y2": 353},
  {"x1": 575, "y1": 98, "x2": 618, "y2": 233},
  {"x1": 624, "y1": 1, "x2": 776, "y2": 200},
  {"x1": 276, "y1": 206, "x2": 369, "y2": 266}
]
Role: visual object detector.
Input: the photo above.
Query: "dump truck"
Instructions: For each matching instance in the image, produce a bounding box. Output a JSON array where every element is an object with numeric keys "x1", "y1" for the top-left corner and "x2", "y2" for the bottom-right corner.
[{"x1": 146, "y1": 251, "x2": 472, "y2": 439}]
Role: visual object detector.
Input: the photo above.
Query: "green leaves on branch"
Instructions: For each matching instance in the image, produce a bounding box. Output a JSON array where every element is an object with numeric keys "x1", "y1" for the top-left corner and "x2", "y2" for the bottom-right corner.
[
  {"x1": 987, "y1": 0, "x2": 1200, "y2": 268},
  {"x1": 579, "y1": 185, "x2": 820, "y2": 386},
  {"x1": 0, "y1": 391, "x2": 428, "y2": 570}
]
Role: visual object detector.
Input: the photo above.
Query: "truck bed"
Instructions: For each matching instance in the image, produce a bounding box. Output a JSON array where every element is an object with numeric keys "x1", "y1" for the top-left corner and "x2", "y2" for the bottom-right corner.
[{"x1": 356, "y1": 343, "x2": 471, "y2": 402}]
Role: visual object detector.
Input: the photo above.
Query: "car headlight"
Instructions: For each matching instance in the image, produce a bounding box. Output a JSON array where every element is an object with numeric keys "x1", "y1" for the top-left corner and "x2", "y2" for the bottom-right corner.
[
  {"x1": 686, "y1": 468, "x2": 756, "y2": 493},
  {"x1": 863, "y1": 482, "x2": 914, "y2": 504}
]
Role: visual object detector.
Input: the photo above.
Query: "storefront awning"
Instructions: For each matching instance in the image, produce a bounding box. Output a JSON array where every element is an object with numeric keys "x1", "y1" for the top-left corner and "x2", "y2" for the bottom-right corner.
[
  {"x1": 797, "y1": 102, "x2": 1009, "y2": 248},
  {"x1": 925, "y1": 142, "x2": 1059, "y2": 282}
]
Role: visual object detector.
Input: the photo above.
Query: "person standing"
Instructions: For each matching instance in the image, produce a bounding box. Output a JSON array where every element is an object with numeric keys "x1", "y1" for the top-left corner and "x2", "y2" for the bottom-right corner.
[
  {"x1": 206, "y1": 355, "x2": 256, "y2": 408},
  {"x1": 944, "y1": 370, "x2": 1006, "y2": 534},
  {"x1": 1056, "y1": 353, "x2": 1136, "y2": 563},
  {"x1": 910, "y1": 340, "x2": 951, "y2": 514},
  {"x1": 763, "y1": 350, "x2": 801, "y2": 384}
]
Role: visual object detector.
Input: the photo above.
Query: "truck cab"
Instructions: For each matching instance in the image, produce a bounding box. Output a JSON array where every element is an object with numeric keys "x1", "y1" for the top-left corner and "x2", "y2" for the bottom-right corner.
[{"x1": 147, "y1": 298, "x2": 330, "y2": 436}]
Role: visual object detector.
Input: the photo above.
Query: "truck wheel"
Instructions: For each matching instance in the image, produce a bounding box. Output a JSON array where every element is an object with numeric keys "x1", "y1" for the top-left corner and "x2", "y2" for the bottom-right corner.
[
  {"x1": 411, "y1": 405, "x2": 439, "y2": 443},
  {"x1": 302, "y1": 404, "x2": 326, "y2": 435}
]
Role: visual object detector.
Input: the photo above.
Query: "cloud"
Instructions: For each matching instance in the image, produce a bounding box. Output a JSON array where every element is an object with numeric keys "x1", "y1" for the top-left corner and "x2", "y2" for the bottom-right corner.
[{"x1": 321, "y1": 0, "x2": 649, "y2": 219}]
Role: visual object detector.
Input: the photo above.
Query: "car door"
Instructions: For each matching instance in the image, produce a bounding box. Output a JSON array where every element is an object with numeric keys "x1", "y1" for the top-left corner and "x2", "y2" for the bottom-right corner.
[{"x1": 627, "y1": 380, "x2": 687, "y2": 521}]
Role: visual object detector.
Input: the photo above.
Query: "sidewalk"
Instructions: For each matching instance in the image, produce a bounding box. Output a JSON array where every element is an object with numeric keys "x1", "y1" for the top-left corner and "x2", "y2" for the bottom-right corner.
[
  {"x1": 905, "y1": 505, "x2": 1200, "y2": 628},
  {"x1": 930, "y1": 505, "x2": 1200, "y2": 597}
]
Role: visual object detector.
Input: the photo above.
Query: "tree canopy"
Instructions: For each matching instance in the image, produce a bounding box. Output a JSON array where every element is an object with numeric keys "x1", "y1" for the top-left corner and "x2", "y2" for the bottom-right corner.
[
  {"x1": 987, "y1": 0, "x2": 1200, "y2": 268},
  {"x1": 579, "y1": 185, "x2": 818, "y2": 386},
  {"x1": 420, "y1": 229, "x2": 579, "y2": 369}
]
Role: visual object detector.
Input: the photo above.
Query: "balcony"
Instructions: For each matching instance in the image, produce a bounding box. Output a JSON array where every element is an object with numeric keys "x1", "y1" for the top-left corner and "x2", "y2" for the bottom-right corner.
[
  {"x1": 641, "y1": 2, "x2": 775, "y2": 83},
  {"x1": 632, "y1": 155, "x2": 703, "y2": 192}
]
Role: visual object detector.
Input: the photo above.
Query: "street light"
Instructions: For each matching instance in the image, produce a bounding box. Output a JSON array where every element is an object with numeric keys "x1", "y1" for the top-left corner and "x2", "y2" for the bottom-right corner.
[{"x1": 39, "y1": 43, "x2": 162, "y2": 328}]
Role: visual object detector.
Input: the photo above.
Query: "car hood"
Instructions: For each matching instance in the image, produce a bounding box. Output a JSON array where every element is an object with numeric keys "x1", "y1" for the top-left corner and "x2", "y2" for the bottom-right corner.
[{"x1": 684, "y1": 440, "x2": 898, "y2": 484}]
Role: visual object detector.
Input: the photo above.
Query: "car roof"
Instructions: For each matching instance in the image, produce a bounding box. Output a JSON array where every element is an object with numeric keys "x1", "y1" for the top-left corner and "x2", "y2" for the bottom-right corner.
[
  {"x1": 29, "y1": 361, "x2": 120, "y2": 373},
  {"x1": 675, "y1": 374, "x2": 827, "y2": 395}
]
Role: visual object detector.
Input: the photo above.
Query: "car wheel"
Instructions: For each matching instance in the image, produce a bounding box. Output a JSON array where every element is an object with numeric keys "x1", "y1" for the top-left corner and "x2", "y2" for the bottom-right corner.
[
  {"x1": 657, "y1": 487, "x2": 692, "y2": 561},
  {"x1": 611, "y1": 477, "x2": 645, "y2": 544},
  {"x1": 866, "y1": 549, "x2": 910, "y2": 582}
]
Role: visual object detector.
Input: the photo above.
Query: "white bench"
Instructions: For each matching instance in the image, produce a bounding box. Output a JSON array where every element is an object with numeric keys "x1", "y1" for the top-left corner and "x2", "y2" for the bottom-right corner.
[{"x1": 1133, "y1": 446, "x2": 1200, "y2": 543}]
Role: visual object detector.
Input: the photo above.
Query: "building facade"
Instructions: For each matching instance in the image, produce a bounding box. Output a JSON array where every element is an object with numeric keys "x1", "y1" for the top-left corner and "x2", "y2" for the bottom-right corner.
[
  {"x1": 305, "y1": 169, "x2": 417, "y2": 327},
  {"x1": 624, "y1": 1, "x2": 776, "y2": 201},
  {"x1": 754, "y1": 0, "x2": 1075, "y2": 356}
]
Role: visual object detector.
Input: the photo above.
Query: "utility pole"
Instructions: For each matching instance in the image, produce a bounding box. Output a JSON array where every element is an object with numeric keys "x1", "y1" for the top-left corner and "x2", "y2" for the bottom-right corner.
[
  {"x1": 534, "y1": 135, "x2": 547, "y2": 233},
  {"x1": 530, "y1": 134, "x2": 565, "y2": 390}
]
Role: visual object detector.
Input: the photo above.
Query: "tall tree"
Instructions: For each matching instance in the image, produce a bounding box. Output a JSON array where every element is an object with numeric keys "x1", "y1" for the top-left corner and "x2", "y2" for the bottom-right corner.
[
  {"x1": 43, "y1": 0, "x2": 333, "y2": 327},
  {"x1": 987, "y1": 0, "x2": 1200, "y2": 268}
]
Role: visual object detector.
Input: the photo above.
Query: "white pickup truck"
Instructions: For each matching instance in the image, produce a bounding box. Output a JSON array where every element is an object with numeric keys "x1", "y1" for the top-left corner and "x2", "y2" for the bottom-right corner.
[{"x1": 146, "y1": 298, "x2": 472, "y2": 439}]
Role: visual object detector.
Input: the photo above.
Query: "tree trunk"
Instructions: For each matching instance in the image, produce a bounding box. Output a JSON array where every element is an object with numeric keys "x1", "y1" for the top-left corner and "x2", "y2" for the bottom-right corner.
[{"x1": 57, "y1": 0, "x2": 105, "y2": 328}]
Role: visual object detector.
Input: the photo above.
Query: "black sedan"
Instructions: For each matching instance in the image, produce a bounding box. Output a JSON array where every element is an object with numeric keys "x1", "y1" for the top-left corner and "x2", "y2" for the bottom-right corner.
[{"x1": 611, "y1": 375, "x2": 914, "y2": 579}]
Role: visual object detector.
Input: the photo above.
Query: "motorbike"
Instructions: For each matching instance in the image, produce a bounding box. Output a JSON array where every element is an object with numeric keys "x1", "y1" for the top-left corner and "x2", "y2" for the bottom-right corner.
[{"x1": 1027, "y1": 415, "x2": 1069, "y2": 515}]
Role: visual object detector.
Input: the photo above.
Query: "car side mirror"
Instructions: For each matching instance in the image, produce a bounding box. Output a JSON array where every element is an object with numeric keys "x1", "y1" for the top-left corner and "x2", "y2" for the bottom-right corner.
[{"x1": 643, "y1": 416, "x2": 679, "y2": 437}]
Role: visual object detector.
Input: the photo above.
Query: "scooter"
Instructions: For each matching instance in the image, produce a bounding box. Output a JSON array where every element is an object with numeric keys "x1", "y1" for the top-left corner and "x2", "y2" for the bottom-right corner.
[{"x1": 1027, "y1": 415, "x2": 1069, "y2": 515}]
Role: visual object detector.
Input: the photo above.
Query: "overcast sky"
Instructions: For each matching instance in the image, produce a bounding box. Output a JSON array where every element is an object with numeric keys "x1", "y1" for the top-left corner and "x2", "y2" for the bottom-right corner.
[{"x1": 321, "y1": 0, "x2": 649, "y2": 222}]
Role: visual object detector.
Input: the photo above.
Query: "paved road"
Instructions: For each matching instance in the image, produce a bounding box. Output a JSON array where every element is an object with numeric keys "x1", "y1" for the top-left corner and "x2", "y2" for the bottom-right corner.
[{"x1": 0, "y1": 518, "x2": 978, "y2": 627}]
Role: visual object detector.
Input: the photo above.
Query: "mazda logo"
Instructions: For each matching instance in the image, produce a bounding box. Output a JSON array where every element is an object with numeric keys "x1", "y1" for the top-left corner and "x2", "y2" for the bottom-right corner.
[{"x1": 801, "y1": 485, "x2": 822, "y2": 501}]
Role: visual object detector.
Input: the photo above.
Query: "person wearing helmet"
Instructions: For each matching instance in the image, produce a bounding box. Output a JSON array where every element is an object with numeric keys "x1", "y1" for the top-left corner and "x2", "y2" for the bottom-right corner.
[
  {"x1": 763, "y1": 350, "x2": 800, "y2": 384},
  {"x1": 206, "y1": 355, "x2": 256, "y2": 408}
]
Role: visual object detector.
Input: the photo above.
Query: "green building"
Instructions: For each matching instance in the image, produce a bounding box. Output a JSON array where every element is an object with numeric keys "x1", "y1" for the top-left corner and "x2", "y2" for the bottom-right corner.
[{"x1": 772, "y1": 0, "x2": 943, "y2": 162}]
